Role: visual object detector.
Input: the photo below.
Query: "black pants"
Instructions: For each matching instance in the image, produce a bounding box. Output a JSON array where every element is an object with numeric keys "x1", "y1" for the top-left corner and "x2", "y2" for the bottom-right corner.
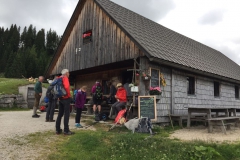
[
  {"x1": 56, "y1": 98, "x2": 70, "y2": 132},
  {"x1": 112, "y1": 101, "x2": 126, "y2": 115},
  {"x1": 46, "y1": 99, "x2": 57, "y2": 120},
  {"x1": 75, "y1": 108, "x2": 83, "y2": 123}
]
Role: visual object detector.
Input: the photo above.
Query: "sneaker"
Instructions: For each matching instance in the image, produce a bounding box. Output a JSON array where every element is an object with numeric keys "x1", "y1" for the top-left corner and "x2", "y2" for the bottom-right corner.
[
  {"x1": 32, "y1": 114, "x2": 40, "y2": 118},
  {"x1": 49, "y1": 120, "x2": 55, "y2": 122},
  {"x1": 56, "y1": 129, "x2": 63, "y2": 135},
  {"x1": 64, "y1": 131, "x2": 75, "y2": 135},
  {"x1": 75, "y1": 123, "x2": 83, "y2": 128}
]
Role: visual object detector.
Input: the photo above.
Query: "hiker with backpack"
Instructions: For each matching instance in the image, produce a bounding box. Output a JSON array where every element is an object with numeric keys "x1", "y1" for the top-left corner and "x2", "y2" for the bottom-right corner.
[
  {"x1": 75, "y1": 86, "x2": 87, "y2": 128},
  {"x1": 91, "y1": 80, "x2": 103, "y2": 116},
  {"x1": 55, "y1": 69, "x2": 74, "y2": 135},
  {"x1": 45, "y1": 76, "x2": 58, "y2": 122},
  {"x1": 109, "y1": 83, "x2": 127, "y2": 118}
]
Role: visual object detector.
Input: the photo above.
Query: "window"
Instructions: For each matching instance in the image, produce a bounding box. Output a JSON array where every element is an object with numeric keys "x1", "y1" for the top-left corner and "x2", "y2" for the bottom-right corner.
[
  {"x1": 187, "y1": 76, "x2": 195, "y2": 95},
  {"x1": 214, "y1": 82, "x2": 220, "y2": 97},
  {"x1": 235, "y1": 86, "x2": 239, "y2": 99},
  {"x1": 150, "y1": 68, "x2": 160, "y2": 88},
  {"x1": 82, "y1": 30, "x2": 92, "y2": 44}
]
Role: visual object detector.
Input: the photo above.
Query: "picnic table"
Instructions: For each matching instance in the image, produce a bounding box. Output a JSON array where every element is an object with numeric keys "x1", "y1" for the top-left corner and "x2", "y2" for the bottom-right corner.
[{"x1": 186, "y1": 107, "x2": 239, "y2": 133}]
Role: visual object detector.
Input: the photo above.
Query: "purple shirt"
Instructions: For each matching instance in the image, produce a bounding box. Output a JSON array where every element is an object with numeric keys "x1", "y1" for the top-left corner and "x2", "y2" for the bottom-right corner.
[
  {"x1": 91, "y1": 83, "x2": 102, "y2": 93},
  {"x1": 75, "y1": 90, "x2": 86, "y2": 108}
]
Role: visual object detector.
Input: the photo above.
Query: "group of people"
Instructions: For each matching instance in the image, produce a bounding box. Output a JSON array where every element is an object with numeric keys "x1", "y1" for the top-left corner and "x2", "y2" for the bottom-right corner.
[
  {"x1": 33, "y1": 68, "x2": 131, "y2": 135},
  {"x1": 33, "y1": 69, "x2": 74, "y2": 135},
  {"x1": 91, "y1": 80, "x2": 128, "y2": 118}
]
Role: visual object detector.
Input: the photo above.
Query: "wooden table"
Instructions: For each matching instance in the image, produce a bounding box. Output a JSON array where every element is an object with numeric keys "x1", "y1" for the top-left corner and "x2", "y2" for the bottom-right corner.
[
  {"x1": 186, "y1": 107, "x2": 237, "y2": 133},
  {"x1": 207, "y1": 116, "x2": 239, "y2": 134}
]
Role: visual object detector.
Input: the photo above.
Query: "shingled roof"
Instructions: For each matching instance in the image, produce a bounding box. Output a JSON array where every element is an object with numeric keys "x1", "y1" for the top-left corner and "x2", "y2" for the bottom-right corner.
[{"x1": 95, "y1": 0, "x2": 240, "y2": 82}]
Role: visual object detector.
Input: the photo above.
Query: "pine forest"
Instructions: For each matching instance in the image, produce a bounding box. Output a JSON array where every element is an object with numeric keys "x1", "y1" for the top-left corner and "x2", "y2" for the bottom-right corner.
[{"x1": 0, "y1": 24, "x2": 60, "y2": 78}]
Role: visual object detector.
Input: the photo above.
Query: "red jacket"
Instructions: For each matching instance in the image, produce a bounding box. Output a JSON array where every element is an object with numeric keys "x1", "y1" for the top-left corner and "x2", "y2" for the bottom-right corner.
[
  {"x1": 61, "y1": 75, "x2": 71, "y2": 99},
  {"x1": 116, "y1": 88, "x2": 127, "y2": 102}
]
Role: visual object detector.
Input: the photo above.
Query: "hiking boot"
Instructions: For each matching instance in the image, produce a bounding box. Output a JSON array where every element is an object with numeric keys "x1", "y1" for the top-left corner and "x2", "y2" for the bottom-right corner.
[
  {"x1": 32, "y1": 114, "x2": 40, "y2": 118},
  {"x1": 75, "y1": 123, "x2": 83, "y2": 128},
  {"x1": 49, "y1": 120, "x2": 55, "y2": 122},
  {"x1": 45, "y1": 119, "x2": 49, "y2": 122},
  {"x1": 56, "y1": 129, "x2": 63, "y2": 135},
  {"x1": 64, "y1": 131, "x2": 75, "y2": 135}
]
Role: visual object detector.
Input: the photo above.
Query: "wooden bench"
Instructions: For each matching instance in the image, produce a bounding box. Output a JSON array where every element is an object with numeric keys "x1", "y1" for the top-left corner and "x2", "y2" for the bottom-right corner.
[
  {"x1": 207, "y1": 117, "x2": 240, "y2": 134},
  {"x1": 84, "y1": 103, "x2": 113, "y2": 115},
  {"x1": 169, "y1": 114, "x2": 188, "y2": 128}
]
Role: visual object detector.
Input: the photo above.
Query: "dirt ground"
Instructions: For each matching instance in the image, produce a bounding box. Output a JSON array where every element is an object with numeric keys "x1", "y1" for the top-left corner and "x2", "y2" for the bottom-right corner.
[
  {"x1": 0, "y1": 110, "x2": 94, "y2": 160},
  {"x1": 170, "y1": 125, "x2": 240, "y2": 142},
  {"x1": 2, "y1": 111, "x2": 240, "y2": 159}
]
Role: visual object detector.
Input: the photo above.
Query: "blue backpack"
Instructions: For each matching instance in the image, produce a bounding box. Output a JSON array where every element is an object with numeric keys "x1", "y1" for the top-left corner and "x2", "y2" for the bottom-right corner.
[
  {"x1": 73, "y1": 89, "x2": 78, "y2": 103},
  {"x1": 44, "y1": 96, "x2": 49, "y2": 103},
  {"x1": 51, "y1": 77, "x2": 66, "y2": 98}
]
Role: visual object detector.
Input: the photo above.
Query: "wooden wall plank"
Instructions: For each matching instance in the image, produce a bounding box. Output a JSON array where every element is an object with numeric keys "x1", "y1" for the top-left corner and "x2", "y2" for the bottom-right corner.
[{"x1": 51, "y1": 0, "x2": 146, "y2": 75}]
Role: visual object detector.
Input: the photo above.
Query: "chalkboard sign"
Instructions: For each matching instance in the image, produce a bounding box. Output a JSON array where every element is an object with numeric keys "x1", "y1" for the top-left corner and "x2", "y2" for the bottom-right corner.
[
  {"x1": 150, "y1": 68, "x2": 160, "y2": 87},
  {"x1": 138, "y1": 96, "x2": 157, "y2": 121}
]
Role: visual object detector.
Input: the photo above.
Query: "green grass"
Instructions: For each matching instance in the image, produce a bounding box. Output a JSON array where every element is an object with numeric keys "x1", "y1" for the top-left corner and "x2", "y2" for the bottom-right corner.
[
  {"x1": 0, "y1": 78, "x2": 49, "y2": 95},
  {"x1": 46, "y1": 124, "x2": 240, "y2": 160}
]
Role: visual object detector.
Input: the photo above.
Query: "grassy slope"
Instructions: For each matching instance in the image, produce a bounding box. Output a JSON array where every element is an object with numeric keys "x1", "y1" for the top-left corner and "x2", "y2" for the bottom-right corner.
[
  {"x1": 47, "y1": 124, "x2": 240, "y2": 160},
  {"x1": 0, "y1": 78, "x2": 49, "y2": 95}
]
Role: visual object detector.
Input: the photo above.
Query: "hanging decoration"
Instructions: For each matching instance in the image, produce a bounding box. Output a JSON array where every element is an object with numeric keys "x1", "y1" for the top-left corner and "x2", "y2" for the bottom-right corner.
[{"x1": 160, "y1": 73, "x2": 166, "y2": 87}]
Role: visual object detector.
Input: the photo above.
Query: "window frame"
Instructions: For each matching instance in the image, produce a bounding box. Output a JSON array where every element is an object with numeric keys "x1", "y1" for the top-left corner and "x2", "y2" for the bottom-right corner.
[
  {"x1": 82, "y1": 29, "x2": 93, "y2": 45},
  {"x1": 150, "y1": 68, "x2": 160, "y2": 88}
]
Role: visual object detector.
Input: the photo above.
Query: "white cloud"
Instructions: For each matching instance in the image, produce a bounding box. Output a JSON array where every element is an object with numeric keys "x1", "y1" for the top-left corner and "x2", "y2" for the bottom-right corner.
[{"x1": 158, "y1": 0, "x2": 240, "y2": 65}]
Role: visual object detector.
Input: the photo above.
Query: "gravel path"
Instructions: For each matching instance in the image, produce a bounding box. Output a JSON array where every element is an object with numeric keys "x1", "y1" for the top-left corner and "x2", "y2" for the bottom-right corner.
[
  {"x1": 170, "y1": 125, "x2": 240, "y2": 142},
  {"x1": 0, "y1": 110, "x2": 76, "y2": 160}
]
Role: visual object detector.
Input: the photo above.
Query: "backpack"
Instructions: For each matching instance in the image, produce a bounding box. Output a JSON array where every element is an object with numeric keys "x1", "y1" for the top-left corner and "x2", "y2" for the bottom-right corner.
[
  {"x1": 94, "y1": 85, "x2": 102, "y2": 100},
  {"x1": 46, "y1": 86, "x2": 54, "y2": 99},
  {"x1": 51, "y1": 77, "x2": 66, "y2": 98},
  {"x1": 40, "y1": 106, "x2": 46, "y2": 112},
  {"x1": 135, "y1": 117, "x2": 153, "y2": 134},
  {"x1": 44, "y1": 96, "x2": 49, "y2": 103},
  {"x1": 95, "y1": 112, "x2": 109, "y2": 121},
  {"x1": 73, "y1": 89, "x2": 78, "y2": 103}
]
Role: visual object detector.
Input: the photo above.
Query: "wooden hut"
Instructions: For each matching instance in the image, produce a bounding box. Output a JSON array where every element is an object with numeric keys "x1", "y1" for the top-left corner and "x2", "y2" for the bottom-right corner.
[{"x1": 46, "y1": 0, "x2": 240, "y2": 123}]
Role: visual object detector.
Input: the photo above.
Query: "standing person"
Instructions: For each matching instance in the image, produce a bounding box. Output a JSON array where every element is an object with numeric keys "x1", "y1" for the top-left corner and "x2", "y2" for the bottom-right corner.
[
  {"x1": 123, "y1": 79, "x2": 132, "y2": 96},
  {"x1": 55, "y1": 69, "x2": 74, "y2": 135},
  {"x1": 45, "y1": 76, "x2": 58, "y2": 122},
  {"x1": 75, "y1": 86, "x2": 87, "y2": 128},
  {"x1": 32, "y1": 76, "x2": 44, "y2": 118},
  {"x1": 109, "y1": 83, "x2": 127, "y2": 118},
  {"x1": 107, "y1": 81, "x2": 117, "y2": 104},
  {"x1": 91, "y1": 80, "x2": 103, "y2": 115}
]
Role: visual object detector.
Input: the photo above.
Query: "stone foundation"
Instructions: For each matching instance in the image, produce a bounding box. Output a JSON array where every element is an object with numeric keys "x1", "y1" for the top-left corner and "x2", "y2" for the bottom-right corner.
[{"x1": 0, "y1": 95, "x2": 28, "y2": 108}]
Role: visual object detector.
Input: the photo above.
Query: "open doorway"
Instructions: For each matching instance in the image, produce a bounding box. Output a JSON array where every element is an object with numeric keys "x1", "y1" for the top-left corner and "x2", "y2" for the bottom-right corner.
[{"x1": 122, "y1": 70, "x2": 133, "y2": 84}]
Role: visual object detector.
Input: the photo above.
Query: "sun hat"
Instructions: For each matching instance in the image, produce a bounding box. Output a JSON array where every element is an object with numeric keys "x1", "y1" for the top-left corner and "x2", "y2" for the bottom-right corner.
[{"x1": 116, "y1": 83, "x2": 122, "y2": 87}]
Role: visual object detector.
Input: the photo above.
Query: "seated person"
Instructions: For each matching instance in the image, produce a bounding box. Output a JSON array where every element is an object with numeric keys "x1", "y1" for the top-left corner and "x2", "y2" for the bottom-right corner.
[
  {"x1": 109, "y1": 83, "x2": 127, "y2": 118},
  {"x1": 107, "y1": 80, "x2": 117, "y2": 104}
]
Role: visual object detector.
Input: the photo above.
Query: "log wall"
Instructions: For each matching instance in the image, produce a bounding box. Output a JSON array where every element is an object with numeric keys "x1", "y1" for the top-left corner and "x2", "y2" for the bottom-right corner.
[{"x1": 51, "y1": 0, "x2": 144, "y2": 75}]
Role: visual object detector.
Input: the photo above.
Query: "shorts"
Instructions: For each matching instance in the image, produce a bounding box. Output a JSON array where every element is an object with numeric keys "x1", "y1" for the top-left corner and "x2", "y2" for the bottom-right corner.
[{"x1": 92, "y1": 96, "x2": 102, "y2": 105}]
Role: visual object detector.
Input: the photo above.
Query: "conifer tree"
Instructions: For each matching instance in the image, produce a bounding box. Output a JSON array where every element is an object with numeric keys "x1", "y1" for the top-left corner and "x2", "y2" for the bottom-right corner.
[{"x1": 35, "y1": 29, "x2": 45, "y2": 55}]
